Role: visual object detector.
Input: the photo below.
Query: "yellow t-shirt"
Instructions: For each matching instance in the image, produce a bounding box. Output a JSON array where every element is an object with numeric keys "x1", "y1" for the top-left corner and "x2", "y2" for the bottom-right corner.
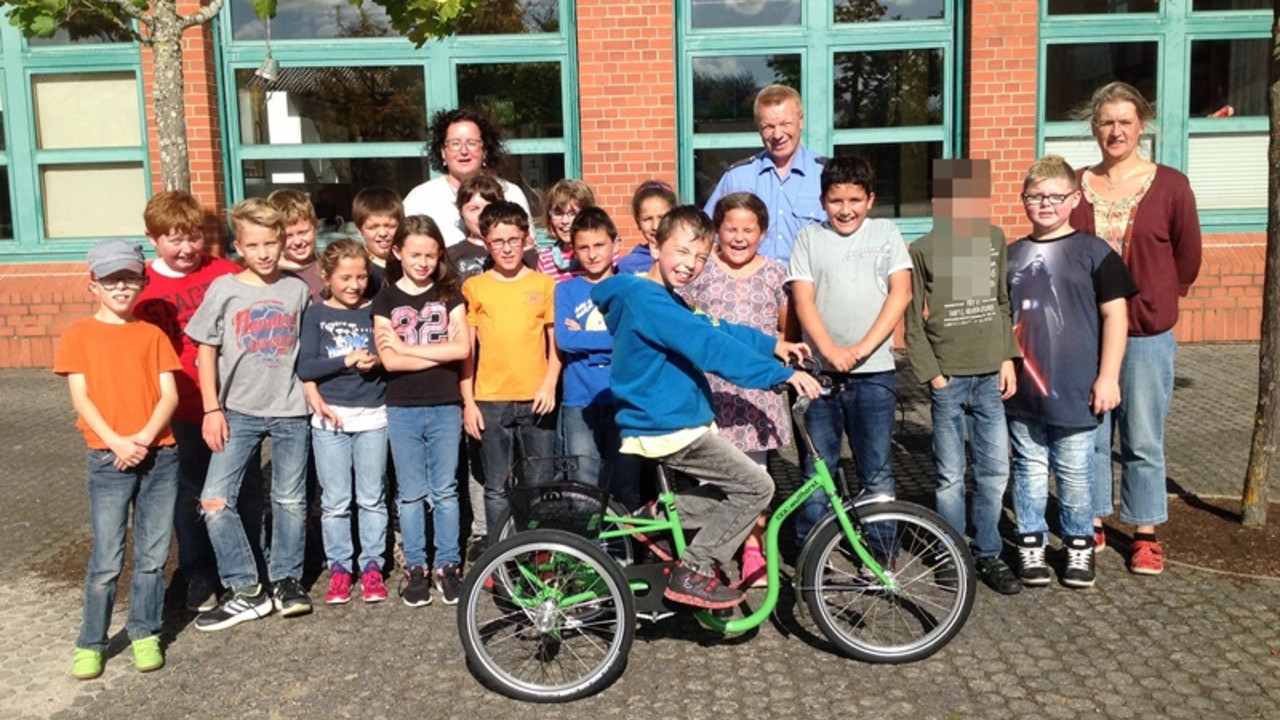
[{"x1": 463, "y1": 270, "x2": 555, "y2": 401}]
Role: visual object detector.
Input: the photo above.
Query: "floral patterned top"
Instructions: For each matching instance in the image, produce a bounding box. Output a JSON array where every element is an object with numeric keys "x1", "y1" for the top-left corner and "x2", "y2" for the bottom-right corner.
[
  {"x1": 1083, "y1": 169, "x2": 1156, "y2": 260},
  {"x1": 679, "y1": 255, "x2": 791, "y2": 452}
]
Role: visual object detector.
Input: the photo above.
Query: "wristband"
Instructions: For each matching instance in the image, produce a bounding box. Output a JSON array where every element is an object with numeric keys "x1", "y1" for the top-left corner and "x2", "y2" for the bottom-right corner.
[{"x1": 204, "y1": 408, "x2": 223, "y2": 415}]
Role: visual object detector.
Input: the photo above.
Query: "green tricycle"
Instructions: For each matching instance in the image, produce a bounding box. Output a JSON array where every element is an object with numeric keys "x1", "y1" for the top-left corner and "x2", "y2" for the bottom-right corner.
[{"x1": 456, "y1": 368, "x2": 976, "y2": 702}]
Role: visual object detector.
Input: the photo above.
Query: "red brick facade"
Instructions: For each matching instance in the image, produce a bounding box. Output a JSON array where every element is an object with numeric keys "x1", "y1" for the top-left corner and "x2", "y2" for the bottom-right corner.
[{"x1": 0, "y1": 0, "x2": 1264, "y2": 368}]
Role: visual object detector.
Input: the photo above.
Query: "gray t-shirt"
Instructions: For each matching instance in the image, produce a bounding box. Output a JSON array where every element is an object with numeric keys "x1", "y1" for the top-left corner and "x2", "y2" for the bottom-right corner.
[
  {"x1": 788, "y1": 218, "x2": 913, "y2": 374},
  {"x1": 185, "y1": 274, "x2": 310, "y2": 417}
]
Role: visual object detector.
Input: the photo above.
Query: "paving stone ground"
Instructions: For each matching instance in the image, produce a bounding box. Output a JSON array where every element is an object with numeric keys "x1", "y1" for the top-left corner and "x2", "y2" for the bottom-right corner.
[{"x1": 1, "y1": 343, "x2": 1277, "y2": 719}]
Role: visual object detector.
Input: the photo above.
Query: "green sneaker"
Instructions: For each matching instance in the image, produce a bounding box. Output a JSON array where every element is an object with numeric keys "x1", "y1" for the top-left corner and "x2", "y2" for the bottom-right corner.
[
  {"x1": 131, "y1": 635, "x2": 164, "y2": 673},
  {"x1": 71, "y1": 648, "x2": 104, "y2": 680}
]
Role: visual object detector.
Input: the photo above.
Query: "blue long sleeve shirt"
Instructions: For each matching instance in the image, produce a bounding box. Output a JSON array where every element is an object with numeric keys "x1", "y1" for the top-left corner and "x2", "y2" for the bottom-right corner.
[
  {"x1": 590, "y1": 274, "x2": 793, "y2": 437},
  {"x1": 554, "y1": 276, "x2": 614, "y2": 407},
  {"x1": 297, "y1": 303, "x2": 386, "y2": 408}
]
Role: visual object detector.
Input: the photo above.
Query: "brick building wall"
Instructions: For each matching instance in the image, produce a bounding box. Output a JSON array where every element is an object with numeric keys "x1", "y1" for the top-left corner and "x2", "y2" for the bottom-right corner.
[{"x1": 0, "y1": 0, "x2": 1264, "y2": 368}]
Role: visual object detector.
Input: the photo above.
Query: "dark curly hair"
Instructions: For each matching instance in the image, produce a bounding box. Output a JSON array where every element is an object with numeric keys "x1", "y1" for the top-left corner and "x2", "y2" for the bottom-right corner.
[{"x1": 426, "y1": 108, "x2": 508, "y2": 175}]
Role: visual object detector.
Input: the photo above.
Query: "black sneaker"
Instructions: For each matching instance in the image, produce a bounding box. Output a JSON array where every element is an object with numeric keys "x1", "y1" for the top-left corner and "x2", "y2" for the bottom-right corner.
[
  {"x1": 1016, "y1": 533, "x2": 1051, "y2": 587},
  {"x1": 1062, "y1": 536, "x2": 1096, "y2": 588},
  {"x1": 663, "y1": 562, "x2": 744, "y2": 610},
  {"x1": 400, "y1": 565, "x2": 432, "y2": 607},
  {"x1": 186, "y1": 575, "x2": 219, "y2": 613},
  {"x1": 195, "y1": 584, "x2": 272, "y2": 631},
  {"x1": 975, "y1": 556, "x2": 1022, "y2": 595},
  {"x1": 466, "y1": 536, "x2": 488, "y2": 564},
  {"x1": 435, "y1": 563, "x2": 464, "y2": 605},
  {"x1": 271, "y1": 577, "x2": 313, "y2": 617}
]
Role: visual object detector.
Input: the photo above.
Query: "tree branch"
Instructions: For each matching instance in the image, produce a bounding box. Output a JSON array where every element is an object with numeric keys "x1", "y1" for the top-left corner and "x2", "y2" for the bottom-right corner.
[
  {"x1": 101, "y1": 0, "x2": 153, "y2": 30},
  {"x1": 182, "y1": 0, "x2": 228, "y2": 29}
]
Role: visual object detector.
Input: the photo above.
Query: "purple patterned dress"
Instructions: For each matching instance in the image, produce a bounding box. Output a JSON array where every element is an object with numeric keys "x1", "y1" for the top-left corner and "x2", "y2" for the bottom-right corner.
[{"x1": 680, "y1": 255, "x2": 791, "y2": 452}]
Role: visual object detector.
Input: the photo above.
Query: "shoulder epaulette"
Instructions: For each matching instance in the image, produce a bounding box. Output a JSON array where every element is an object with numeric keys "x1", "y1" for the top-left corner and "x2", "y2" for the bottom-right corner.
[
  {"x1": 727, "y1": 155, "x2": 757, "y2": 170},
  {"x1": 815, "y1": 156, "x2": 828, "y2": 166}
]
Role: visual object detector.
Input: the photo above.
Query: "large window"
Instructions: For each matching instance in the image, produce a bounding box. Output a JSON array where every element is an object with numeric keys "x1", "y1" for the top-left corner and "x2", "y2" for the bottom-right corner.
[
  {"x1": 680, "y1": 0, "x2": 956, "y2": 234},
  {"x1": 0, "y1": 24, "x2": 145, "y2": 259},
  {"x1": 1040, "y1": 1, "x2": 1270, "y2": 229},
  {"x1": 221, "y1": 0, "x2": 576, "y2": 234}
]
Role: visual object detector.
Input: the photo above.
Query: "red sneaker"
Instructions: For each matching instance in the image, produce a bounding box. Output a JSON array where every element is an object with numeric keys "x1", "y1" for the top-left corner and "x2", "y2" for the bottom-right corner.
[
  {"x1": 325, "y1": 567, "x2": 353, "y2": 605},
  {"x1": 1094, "y1": 526, "x2": 1106, "y2": 552},
  {"x1": 361, "y1": 563, "x2": 389, "y2": 602},
  {"x1": 1129, "y1": 539, "x2": 1164, "y2": 575}
]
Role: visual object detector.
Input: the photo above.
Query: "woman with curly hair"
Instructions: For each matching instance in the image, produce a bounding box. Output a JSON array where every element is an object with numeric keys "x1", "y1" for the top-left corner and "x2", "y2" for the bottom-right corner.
[{"x1": 403, "y1": 108, "x2": 531, "y2": 247}]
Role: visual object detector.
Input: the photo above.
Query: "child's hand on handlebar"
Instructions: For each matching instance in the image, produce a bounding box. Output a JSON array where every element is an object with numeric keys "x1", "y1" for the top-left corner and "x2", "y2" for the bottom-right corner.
[
  {"x1": 787, "y1": 370, "x2": 824, "y2": 399},
  {"x1": 774, "y1": 339, "x2": 813, "y2": 364}
]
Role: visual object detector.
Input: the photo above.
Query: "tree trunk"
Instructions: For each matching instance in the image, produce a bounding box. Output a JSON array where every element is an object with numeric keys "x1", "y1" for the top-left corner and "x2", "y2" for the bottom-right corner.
[
  {"x1": 149, "y1": 1, "x2": 190, "y2": 192},
  {"x1": 1241, "y1": 7, "x2": 1280, "y2": 528}
]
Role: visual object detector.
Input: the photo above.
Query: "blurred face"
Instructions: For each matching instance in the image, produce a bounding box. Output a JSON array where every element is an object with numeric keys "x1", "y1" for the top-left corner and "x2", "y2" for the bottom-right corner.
[
  {"x1": 716, "y1": 207, "x2": 764, "y2": 269},
  {"x1": 393, "y1": 233, "x2": 442, "y2": 285},
  {"x1": 651, "y1": 224, "x2": 711, "y2": 289},
  {"x1": 572, "y1": 228, "x2": 616, "y2": 281},
  {"x1": 549, "y1": 202, "x2": 580, "y2": 245},
  {"x1": 756, "y1": 99, "x2": 803, "y2": 168},
  {"x1": 1022, "y1": 177, "x2": 1080, "y2": 237},
  {"x1": 442, "y1": 121, "x2": 487, "y2": 183},
  {"x1": 460, "y1": 194, "x2": 491, "y2": 241},
  {"x1": 149, "y1": 228, "x2": 205, "y2": 274},
  {"x1": 324, "y1": 256, "x2": 369, "y2": 308},
  {"x1": 91, "y1": 271, "x2": 147, "y2": 317},
  {"x1": 283, "y1": 219, "x2": 318, "y2": 264},
  {"x1": 484, "y1": 222, "x2": 526, "y2": 275},
  {"x1": 1093, "y1": 100, "x2": 1145, "y2": 163},
  {"x1": 359, "y1": 214, "x2": 398, "y2": 261},
  {"x1": 822, "y1": 183, "x2": 874, "y2": 236},
  {"x1": 234, "y1": 223, "x2": 284, "y2": 278},
  {"x1": 635, "y1": 196, "x2": 672, "y2": 247}
]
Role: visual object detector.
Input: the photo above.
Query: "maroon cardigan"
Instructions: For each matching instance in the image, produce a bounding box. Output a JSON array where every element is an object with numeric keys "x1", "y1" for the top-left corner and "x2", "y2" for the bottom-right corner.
[{"x1": 1070, "y1": 165, "x2": 1202, "y2": 337}]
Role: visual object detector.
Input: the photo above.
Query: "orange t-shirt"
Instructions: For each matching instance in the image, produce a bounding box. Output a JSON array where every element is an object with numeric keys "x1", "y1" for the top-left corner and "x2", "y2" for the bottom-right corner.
[
  {"x1": 463, "y1": 270, "x2": 555, "y2": 401},
  {"x1": 53, "y1": 317, "x2": 182, "y2": 450}
]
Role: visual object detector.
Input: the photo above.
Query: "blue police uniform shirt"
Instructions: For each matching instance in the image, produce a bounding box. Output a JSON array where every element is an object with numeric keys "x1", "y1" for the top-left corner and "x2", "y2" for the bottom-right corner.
[{"x1": 702, "y1": 144, "x2": 826, "y2": 267}]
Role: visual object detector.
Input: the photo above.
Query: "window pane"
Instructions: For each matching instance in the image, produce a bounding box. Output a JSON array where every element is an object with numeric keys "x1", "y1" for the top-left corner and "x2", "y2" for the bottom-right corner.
[
  {"x1": 1193, "y1": 0, "x2": 1270, "y2": 9},
  {"x1": 693, "y1": 146, "x2": 760, "y2": 208},
  {"x1": 33, "y1": 72, "x2": 140, "y2": 149},
  {"x1": 0, "y1": 167, "x2": 11, "y2": 239},
  {"x1": 691, "y1": 0, "x2": 800, "y2": 29},
  {"x1": 0, "y1": 91, "x2": 5, "y2": 150},
  {"x1": 243, "y1": 157, "x2": 429, "y2": 230},
  {"x1": 1043, "y1": 43, "x2": 1156, "y2": 122},
  {"x1": 506, "y1": 152, "x2": 567, "y2": 222},
  {"x1": 229, "y1": 0, "x2": 396, "y2": 41},
  {"x1": 26, "y1": 11, "x2": 134, "y2": 46},
  {"x1": 833, "y1": 142, "x2": 940, "y2": 218},
  {"x1": 458, "y1": 0, "x2": 559, "y2": 34},
  {"x1": 1187, "y1": 133, "x2": 1266, "y2": 210},
  {"x1": 693, "y1": 55, "x2": 801, "y2": 134},
  {"x1": 235, "y1": 67, "x2": 426, "y2": 145},
  {"x1": 833, "y1": 0, "x2": 945, "y2": 23},
  {"x1": 457, "y1": 63, "x2": 563, "y2": 139},
  {"x1": 41, "y1": 163, "x2": 146, "y2": 238},
  {"x1": 1190, "y1": 38, "x2": 1268, "y2": 118},
  {"x1": 833, "y1": 49, "x2": 943, "y2": 129},
  {"x1": 1046, "y1": 0, "x2": 1157, "y2": 13}
]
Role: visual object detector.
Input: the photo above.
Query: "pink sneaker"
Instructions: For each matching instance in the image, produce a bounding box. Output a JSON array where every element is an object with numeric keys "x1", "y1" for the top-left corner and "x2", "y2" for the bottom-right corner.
[
  {"x1": 739, "y1": 546, "x2": 767, "y2": 588},
  {"x1": 361, "y1": 563, "x2": 388, "y2": 603},
  {"x1": 326, "y1": 566, "x2": 352, "y2": 605}
]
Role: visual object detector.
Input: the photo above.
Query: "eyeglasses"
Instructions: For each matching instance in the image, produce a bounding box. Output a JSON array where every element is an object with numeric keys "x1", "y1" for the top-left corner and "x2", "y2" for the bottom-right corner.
[
  {"x1": 550, "y1": 208, "x2": 579, "y2": 220},
  {"x1": 487, "y1": 238, "x2": 523, "y2": 249},
  {"x1": 1021, "y1": 193, "x2": 1074, "y2": 207},
  {"x1": 95, "y1": 277, "x2": 146, "y2": 290},
  {"x1": 444, "y1": 139, "x2": 483, "y2": 152}
]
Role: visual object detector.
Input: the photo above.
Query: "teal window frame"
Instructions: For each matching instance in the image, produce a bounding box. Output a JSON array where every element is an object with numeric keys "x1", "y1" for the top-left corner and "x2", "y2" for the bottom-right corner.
[
  {"x1": 0, "y1": 25, "x2": 147, "y2": 262},
  {"x1": 216, "y1": 0, "x2": 580, "y2": 238},
  {"x1": 1039, "y1": 0, "x2": 1270, "y2": 234},
  {"x1": 677, "y1": 0, "x2": 962, "y2": 239}
]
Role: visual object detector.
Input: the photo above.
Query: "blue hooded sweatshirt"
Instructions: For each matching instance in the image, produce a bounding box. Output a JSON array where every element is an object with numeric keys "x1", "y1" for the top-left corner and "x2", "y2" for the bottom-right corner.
[{"x1": 590, "y1": 274, "x2": 794, "y2": 437}]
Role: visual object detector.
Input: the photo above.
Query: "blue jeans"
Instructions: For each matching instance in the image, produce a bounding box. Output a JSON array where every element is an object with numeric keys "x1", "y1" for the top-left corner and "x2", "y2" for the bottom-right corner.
[
  {"x1": 930, "y1": 373, "x2": 1010, "y2": 559},
  {"x1": 311, "y1": 425, "x2": 389, "y2": 573},
  {"x1": 797, "y1": 371, "x2": 897, "y2": 543},
  {"x1": 559, "y1": 403, "x2": 619, "y2": 487},
  {"x1": 78, "y1": 446, "x2": 178, "y2": 652},
  {"x1": 476, "y1": 400, "x2": 558, "y2": 534},
  {"x1": 201, "y1": 411, "x2": 310, "y2": 590},
  {"x1": 387, "y1": 405, "x2": 463, "y2": 568},
  {"x1": 171, "y1": 421, "x2": 265, "y2": 588},
  {"x1": 1009, "y1": 418, "x2": 1094, "y2": 540},
  {"x1": 1093, "y1": 330, "x2": 1176, "y2": 526}
]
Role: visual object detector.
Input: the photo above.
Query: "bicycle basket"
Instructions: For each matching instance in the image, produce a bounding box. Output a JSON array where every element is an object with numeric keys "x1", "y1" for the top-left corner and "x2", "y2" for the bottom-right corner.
[{"x1": 505, "y1": 456, "x2": 611, "y2": 536}]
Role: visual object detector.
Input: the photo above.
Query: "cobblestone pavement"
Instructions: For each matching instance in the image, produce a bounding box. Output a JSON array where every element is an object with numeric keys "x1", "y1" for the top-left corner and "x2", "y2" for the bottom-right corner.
[{"x1": 2, "y1": 344, "x2": 1277, "y2": 719}]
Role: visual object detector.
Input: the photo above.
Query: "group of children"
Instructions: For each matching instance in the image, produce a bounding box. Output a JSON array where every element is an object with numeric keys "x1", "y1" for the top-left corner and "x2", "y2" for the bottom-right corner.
[{"x1": 61, "y1": 149, "x2": 1142, "y2": 676}]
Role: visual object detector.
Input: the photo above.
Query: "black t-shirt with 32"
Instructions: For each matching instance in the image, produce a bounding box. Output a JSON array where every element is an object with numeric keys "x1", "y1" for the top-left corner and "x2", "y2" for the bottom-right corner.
[{"x1": 370, "y1": 282, "x2": 464, "y2": 407}]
